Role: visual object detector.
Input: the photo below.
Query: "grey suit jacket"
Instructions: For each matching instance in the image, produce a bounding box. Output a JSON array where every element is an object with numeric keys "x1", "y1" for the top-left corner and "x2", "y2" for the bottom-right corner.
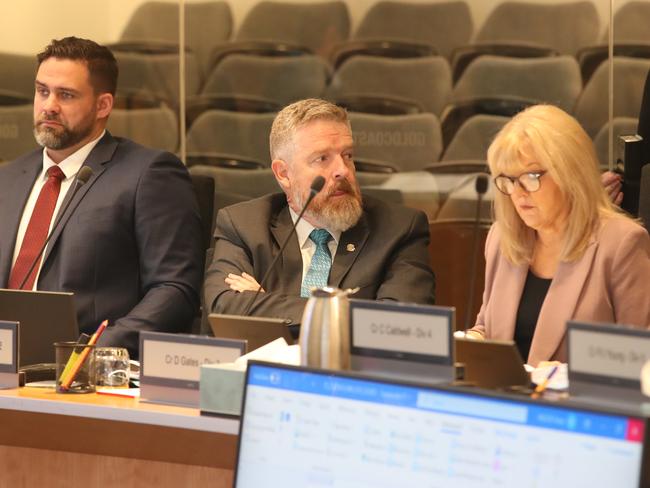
[
  {"x1": 0, "y1": 132, "x2": 204, "y2": 358},
  {"x1": 204, "y1": 193, "x2": 435, "y2": 324},
  {"x1": 473, "y1": 217, "x2": 650, "y2": 366}
]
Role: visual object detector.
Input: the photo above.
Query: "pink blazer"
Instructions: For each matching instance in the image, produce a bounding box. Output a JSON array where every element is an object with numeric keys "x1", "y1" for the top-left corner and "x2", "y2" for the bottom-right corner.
[{"x1": 473, "y1": 217, "x2": 650, "y2": 366}]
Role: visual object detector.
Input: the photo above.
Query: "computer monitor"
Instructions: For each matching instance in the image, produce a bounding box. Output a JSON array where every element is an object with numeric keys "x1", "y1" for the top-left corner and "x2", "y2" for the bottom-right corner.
[
  {"x1": 0, "y1": 289, "x2": 79, "y2": 365},
  {"x1": 235, "y1": 362, "x2": 649, "y2": 488}
]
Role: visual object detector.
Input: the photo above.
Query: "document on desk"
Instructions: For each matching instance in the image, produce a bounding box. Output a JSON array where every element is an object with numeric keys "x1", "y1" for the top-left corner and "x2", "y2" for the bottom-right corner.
[
  {"x1": 528, "y1": 362, "x2": 568, "y2": 390},
  {"x1": 234, "y1": 338, "x2": 300, "y2": 367},
  {"x1": 96, "y1": 387, "x2": 140, "y2": 398}
]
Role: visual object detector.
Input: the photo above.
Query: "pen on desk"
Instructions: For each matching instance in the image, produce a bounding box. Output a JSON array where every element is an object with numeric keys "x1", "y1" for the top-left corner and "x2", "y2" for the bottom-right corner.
[
  {"x1": 59, "y1": 320, "x2": 108, "y2": 390},
  {"x1": 531, "y1": 365, "x2": 559, "y2": 399}
]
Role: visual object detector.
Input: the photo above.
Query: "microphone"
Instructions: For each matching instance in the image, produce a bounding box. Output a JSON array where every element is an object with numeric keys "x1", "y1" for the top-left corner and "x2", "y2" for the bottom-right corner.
[
  {"x1": 463, "y1": 173, "x2": 489, "y2": 331},
  {"x1": 17, "y1": 166, "x2": 94, "y2": 290},
  {"x1": 242, "y1": 175, "x2": 326, "y2": 316}
]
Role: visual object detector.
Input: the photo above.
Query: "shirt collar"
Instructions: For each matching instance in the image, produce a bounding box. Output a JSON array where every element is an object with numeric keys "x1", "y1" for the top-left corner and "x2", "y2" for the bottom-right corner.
[
  {"x1": 289, "y1": 207, "x2": 341, "y2": 249},
  {"x1": 41, "y1": 130, "x2": 105, "y2": 180}
]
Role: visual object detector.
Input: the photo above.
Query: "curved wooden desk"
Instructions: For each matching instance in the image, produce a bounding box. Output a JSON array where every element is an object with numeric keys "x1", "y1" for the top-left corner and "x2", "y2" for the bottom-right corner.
[{"x1": 0, "y1": 387, "x2": 239, "y2": 487}]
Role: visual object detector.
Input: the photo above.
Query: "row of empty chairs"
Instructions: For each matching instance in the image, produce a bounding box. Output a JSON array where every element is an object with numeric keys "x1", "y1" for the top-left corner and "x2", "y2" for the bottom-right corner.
[
  {"x1": 2, "y1": 1, "x2": 645, "y2": 107},
  {"x1": 2, "y1": 2, "x2": 649, "y2": 172},
  {"x1": 112, "y1": 0, "x2": 650, "y2": 96},
  {"x1": 0, "y1": 54, "x2": 643, "y2": 172}
]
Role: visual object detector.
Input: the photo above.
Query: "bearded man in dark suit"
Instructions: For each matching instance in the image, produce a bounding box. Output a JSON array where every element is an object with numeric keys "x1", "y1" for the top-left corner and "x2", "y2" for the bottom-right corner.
[
  {"x1": 0, "y1": 37, "x2": 203, "y2": 357},
  {"x1": 204, "y1": 98, "x2": 435, "y2": 324}
]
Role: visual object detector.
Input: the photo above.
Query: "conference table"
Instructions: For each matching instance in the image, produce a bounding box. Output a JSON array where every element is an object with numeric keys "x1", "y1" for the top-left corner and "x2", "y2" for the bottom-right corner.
[{"x1": 0, "y1": 387, "x2": 239, "y2": 487}]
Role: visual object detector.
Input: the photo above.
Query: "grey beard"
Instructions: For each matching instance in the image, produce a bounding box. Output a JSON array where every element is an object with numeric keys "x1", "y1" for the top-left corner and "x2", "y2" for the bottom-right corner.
[
  {"x1": 33, "y1": 122, "x2": 92, "y2": 150},
  {"x1": 305, "y1": 195, "x2": 363, "y2": 233}
]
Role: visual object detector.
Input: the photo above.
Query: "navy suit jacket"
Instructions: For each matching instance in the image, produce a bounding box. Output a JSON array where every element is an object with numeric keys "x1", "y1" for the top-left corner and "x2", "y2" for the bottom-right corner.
[{"x1": 0, "y1": 132, "x2": 203, "y2": 358}]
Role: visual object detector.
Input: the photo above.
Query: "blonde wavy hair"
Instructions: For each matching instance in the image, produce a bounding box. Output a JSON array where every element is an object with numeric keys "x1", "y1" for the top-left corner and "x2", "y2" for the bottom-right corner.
[{"x1": 487, "y1": 104, "x2": 622, "y2": 264}]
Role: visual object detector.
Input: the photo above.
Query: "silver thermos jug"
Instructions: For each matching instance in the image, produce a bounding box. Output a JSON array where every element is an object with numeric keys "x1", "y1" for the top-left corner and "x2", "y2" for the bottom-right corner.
[{"x1": 299, "y1": 287, "x2": 353, "y2": 370}]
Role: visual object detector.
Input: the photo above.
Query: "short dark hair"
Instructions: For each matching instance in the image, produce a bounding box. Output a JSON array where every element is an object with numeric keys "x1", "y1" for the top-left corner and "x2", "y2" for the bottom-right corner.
[{"x1": 37, "y1": 37, "x2": 118, "y2": 96}]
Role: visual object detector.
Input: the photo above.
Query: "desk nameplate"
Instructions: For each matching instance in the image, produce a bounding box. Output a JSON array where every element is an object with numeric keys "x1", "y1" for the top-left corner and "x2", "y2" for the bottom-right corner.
[
  {"x1": 140, "y1": 332, "x2": 246, "y2": 407},
  {"x1": 0, "y1": 321, "x2": 19, "y2": 389},
  {"x1": 568, "y1": 321, "x2": 650, "y2": 403}
]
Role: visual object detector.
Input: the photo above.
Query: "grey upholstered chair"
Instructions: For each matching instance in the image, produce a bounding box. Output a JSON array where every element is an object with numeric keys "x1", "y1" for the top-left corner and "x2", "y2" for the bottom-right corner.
[
  {"x1": 115, "y1": 50, "x2": 201, "y2": 105},
  {"x1": 118, "y1": 1, "x2": 233, "y2": 79},
  {"x1": 325, "y1": 55, "x2": 452, "y2": 116},
  {"x1": 442, "y1": 55, "x2": 581, "y2": 145},
  {"x1": 0, "y1": 104, "x2": 36, "y2": 162},
  {"x1": 0, "y1": 52, "x2": 35, "y2": 100},
  {"x1": 574, "y1": 57, "x2": 650, "y2": 138},
  {"x1": 441, "y1": 114, "x2": 509, "y2": 161},
  {"x1": 201, "y1": 54, "x2": 329, "y2": 108},
  {"x1": 474, "y1": 1, "x2": 599, "y2": 56},
  {"x1": 231, "y1": 1, "x2": 350, "y2": 60},
  {"x1": 108, "y1": 106, "x2": 179, "y2": 153},
  {"x1": 349, "y1": 112, "x2": 443, "y2": 171},
  {"x1": 350, "y1": 1, "x2": 473, "y2": 60},
  {"x1": 186, "y1": 110, "x2": 276, "y2": 167},
  {"x1": 450, "y1": 55, "x2": 582, "y2": 113}
]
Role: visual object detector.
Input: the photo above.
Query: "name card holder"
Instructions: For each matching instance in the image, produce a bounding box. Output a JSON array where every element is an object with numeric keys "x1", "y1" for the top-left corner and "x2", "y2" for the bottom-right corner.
[
  {"x1": 349, "y1": 299, "x2": 455, "y2": 384},
  {"x1": 568, "y1": 321, "x2": 650, "y2": 404},
  {"x1": 139, "y1": 331, "x2": 246, "y2": 407},
  {"x1": 0, "y1": 321, "x2": 19, "y2": 389}
]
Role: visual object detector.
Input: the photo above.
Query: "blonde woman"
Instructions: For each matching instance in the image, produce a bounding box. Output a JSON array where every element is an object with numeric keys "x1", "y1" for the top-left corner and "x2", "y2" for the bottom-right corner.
[{"x1": 469, "y1": 105, "x2": 650, "y2": 366}]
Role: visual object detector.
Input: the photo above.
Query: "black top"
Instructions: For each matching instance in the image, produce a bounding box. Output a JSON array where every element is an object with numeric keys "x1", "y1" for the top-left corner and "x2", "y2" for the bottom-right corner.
[{"x1": 514, "y1": 270, "x2": 552, "y2": 362}]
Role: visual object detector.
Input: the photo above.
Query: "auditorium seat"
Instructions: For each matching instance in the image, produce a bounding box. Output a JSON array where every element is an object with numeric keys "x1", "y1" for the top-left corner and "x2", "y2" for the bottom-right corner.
[
  {"x1": 349, "y1": 112, "x2": 443, "y2": 171},
  {"x1": 435, "y1": 172, "x2": 493, "y2": 221},
  {"x1": 210, "y1": 1, "x2": 350, "y2": 67},
  {"x1": 325, "y1": 55, "x2": 452, "y2": 116},
  {"x1": 428, "y1": 219, "x2": 490, "y2": 331},
  {"x1": 0, "y1": 52, "x2": 36, "y2": 101},
  {"x1": 115, "y1": 50, "x2": 201, "y2": 107},
  {"x1": 574, "y1": 57, "x2": 650, "y2": 138},
  {"x1": 475, "y1": 1, "x2": 599, "y2": 55},
  {"x1": 107, "y1": 106, "x2": 179, "y2": 153},
  {"x1": 186, "y1": 110, "x2": 275, "y2": 168},
  {"x1": 578, "y1": 1, "x2": 650, "y2": 83},
  {"x1": 442, "y1": 55, "x2": 581, "y2": 146},
  {"x1": 116, "y1": 1, "x2": 233, "y2": 80},
  {"x1": 441, "y1": 114, "x2": 509, "y2": 161},
  {"x1": 592, "y1": 117, "x2": 639, "y2": 169},
  {"x1": 201, "y1": 54, "x2": 329, "y2": 109},
  {"x1": 0, "y1": 104, "x2": 36, "y2": 162},
  {"x1": 451, "y1": 1, "x2": 599, "y2": 82},
  {"x1": 188, "y1": 165, "x2": 279, "y2": 203},
  {"x1": 331, "y1": 1, "x2": 473, "y2": 67}
]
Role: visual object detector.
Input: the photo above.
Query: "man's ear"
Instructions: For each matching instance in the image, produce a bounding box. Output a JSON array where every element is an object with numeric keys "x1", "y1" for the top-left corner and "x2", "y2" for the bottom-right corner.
[
  {"x1": 96, "y1": 93, "x2": 113, "y2": 119},
  {"x1": 271, "y1": 158, "x2": 291, "y2": 193}
]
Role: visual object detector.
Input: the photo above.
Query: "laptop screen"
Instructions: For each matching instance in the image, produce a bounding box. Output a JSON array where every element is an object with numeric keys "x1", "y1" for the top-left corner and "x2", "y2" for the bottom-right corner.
[{"x1": 235, "y1": 362, "x2": 648, "y2": 488}]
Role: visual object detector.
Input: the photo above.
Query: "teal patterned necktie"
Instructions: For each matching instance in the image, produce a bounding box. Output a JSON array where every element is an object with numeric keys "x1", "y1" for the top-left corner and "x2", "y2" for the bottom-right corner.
[{"x1": 301, "y1": 229, "x2": 333, "y2": 298}]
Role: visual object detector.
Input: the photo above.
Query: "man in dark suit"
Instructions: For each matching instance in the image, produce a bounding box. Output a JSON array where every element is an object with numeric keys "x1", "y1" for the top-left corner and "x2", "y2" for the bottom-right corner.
[
  {"x1": 204, "y1": 98, "x2": 435, "y2": 324},
  {"x1": 0, "y1": 37, "x2": 203, "y2": 358}
]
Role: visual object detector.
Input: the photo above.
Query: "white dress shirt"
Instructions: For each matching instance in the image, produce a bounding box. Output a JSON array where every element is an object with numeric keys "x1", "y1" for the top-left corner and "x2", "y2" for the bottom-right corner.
[
  {"x1": 290, "y1": 208, "x2": 340, "y2": 282},
  {"x1": 12, "y1": 131, "x2": 105, "y2": 289}
]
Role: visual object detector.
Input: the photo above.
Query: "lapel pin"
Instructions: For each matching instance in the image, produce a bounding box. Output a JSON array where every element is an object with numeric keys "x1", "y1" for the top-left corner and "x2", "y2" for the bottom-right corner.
[{"x1": 346, "y1": 243, "x2": 356, "y2": 252}]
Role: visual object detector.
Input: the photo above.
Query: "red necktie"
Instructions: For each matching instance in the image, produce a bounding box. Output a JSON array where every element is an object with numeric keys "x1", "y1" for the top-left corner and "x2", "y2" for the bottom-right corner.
[{"x1": 8, "y1": 165, "x2": 66, "y2": 290}]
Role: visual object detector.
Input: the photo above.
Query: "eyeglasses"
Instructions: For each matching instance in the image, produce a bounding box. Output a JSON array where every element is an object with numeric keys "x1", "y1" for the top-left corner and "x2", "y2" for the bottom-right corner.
[{"x1": 494, "y1": 171, "x2": 547, "y2": 195}]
